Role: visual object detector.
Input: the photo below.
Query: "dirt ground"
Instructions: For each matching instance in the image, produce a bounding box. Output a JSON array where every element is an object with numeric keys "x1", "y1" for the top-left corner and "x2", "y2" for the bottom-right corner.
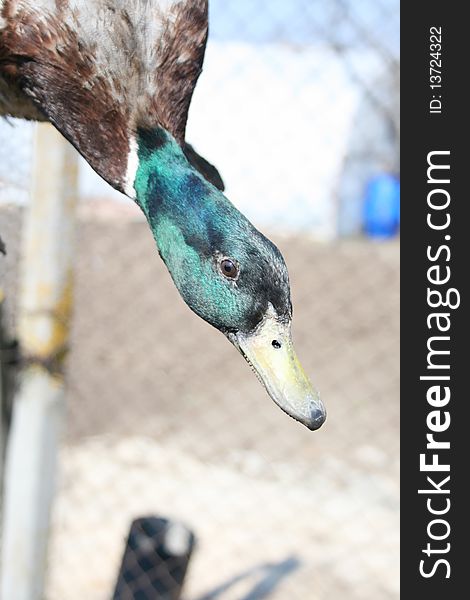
[{"x1": 46, "y1": 435, "x2": 399, "y2": 600}]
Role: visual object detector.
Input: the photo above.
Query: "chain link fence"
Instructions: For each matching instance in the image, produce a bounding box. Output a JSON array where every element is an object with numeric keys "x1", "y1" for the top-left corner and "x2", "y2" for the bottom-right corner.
[{"x1": 1, "y1": 1, "x2": 399, "y2": 598}]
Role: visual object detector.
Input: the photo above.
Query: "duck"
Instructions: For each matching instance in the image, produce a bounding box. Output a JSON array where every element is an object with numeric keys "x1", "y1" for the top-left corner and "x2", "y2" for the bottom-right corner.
[{"x1": 0, "y1": 0, "x2": 326, "y2": 430}]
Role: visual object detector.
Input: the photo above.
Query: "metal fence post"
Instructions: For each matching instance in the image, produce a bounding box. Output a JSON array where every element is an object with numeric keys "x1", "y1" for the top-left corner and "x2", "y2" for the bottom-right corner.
[
  {"x1": 0, "y1": 288, "x2": 9, "y2": 509},
  {"x1": 0, "y1": 123, "x2": 78, "y2": 600}
]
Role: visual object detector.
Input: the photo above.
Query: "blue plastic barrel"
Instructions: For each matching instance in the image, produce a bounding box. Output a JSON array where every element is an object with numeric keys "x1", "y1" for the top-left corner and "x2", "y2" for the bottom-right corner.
[{"x1": 363, "y1": 173, "x2": 400, "y2": 238}]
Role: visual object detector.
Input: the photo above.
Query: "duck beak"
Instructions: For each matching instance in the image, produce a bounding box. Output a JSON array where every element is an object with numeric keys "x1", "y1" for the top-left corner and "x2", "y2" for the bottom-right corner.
[{"x1": 228, "y1": 310, "x2": 326, "y2": 431}]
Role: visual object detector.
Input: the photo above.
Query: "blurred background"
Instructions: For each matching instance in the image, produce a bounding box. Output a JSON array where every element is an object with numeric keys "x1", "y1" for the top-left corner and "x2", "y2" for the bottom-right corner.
[{"x1": 0, "y1": 0, "x2": 399, "y2": 598}]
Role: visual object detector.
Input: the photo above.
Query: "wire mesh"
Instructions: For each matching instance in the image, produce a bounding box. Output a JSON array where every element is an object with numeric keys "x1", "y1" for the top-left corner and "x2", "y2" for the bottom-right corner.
[{"x1": 1, "y1": 1, "x2": 399, "y2": 599}]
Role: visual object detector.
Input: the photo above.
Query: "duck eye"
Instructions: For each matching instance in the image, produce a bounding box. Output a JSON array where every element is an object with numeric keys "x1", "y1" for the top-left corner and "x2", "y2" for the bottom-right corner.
[
  {"x1": 220, "y1": 258, "x2": 239, "y2": 279},
  {"x1": 272, "y1": 339, "x2": 282, "y2": 349}
]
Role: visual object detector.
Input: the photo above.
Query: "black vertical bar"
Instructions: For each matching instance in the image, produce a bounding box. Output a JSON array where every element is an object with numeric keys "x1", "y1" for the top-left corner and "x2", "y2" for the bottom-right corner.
[
  {"x1": 401, "y1": 3, "x2": 466, "y2": 598},
  {"x1": 113, "y1": 517, "x2": 195, "y2": 600}
]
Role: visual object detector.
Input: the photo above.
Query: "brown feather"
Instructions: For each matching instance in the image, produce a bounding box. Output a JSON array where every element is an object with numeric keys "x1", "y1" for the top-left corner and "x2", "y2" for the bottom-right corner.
[{"x1": 0, "y1": 0, "x2": 209, "y2": 192}]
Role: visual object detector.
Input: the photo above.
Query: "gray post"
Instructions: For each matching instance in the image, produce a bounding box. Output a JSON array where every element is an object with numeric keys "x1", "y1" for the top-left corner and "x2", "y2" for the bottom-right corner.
[{"x1": 0, "y1": 123, "x2": 78, "y2": 600}]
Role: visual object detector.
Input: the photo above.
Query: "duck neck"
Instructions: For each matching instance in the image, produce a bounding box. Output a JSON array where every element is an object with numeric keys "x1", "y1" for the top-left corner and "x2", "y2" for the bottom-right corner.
[
  {"x1": 130, "y1": 127, "x2": 236, "y2": 270},
  {"x1": 132, "y1": 128, "x2": 212, "y2": 234}
]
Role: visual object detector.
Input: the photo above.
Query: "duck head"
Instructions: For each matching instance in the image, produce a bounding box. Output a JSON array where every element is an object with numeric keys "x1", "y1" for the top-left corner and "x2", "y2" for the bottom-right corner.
[{"x1": 132, "y1": 128, "x2": 326, "y2": 430}]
